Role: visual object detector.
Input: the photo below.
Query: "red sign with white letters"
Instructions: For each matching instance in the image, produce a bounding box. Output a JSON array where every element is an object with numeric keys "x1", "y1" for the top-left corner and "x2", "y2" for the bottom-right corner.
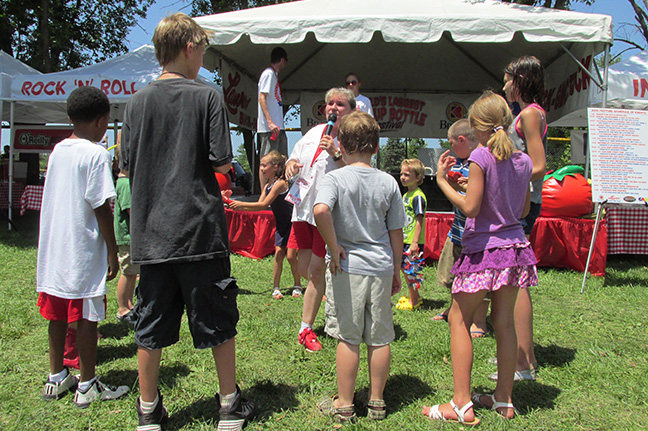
[{"x1": 13, "y1": 127, "x2": 73, "y2": 152}]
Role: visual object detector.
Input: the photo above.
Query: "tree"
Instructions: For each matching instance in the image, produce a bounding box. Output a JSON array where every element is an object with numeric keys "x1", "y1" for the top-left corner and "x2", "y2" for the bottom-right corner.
[
  {"x1": 627, "y1": 0, "x2": 648, "y2": 51},
  {"x1": 1, "y1": 0, "x2": 155, "y2": 72},
  {"x1": 500, "y1": 0, "x2": 593, "y2": 10},
  {"x1": 379, "y1": 138, "x2": 427, "y2": 172}
]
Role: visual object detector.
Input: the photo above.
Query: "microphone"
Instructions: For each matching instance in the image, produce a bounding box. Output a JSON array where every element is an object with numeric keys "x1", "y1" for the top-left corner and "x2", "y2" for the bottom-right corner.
[{"x1": 324, "y1": 113, "x2": 337, "y2": 136}]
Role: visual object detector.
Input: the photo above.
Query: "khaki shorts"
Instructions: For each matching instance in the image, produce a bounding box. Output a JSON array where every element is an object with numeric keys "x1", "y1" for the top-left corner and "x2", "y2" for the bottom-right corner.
[
  {"x1": 324, "y1": 271, "x2": 394, "y2": 346},
  {"x1": 118, "y1": 245, "x2": 141, "y2": 275},
  {"x1": 436, "y1": 237, "x2": 462, "y2": 289}
]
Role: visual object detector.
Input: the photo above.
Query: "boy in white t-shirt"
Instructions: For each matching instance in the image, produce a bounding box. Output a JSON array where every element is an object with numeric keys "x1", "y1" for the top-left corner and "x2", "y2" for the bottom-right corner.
[{"x1": 37, "y1": 86, "x2": 128, "y2": 408}]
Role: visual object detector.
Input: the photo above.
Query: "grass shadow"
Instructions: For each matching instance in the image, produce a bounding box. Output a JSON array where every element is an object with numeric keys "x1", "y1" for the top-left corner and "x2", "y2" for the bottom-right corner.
[
  {"x1": 97, "y1": 343, "x2": 138, "y2": 364},
  {"x1": 159, "y1": 363, "x2": 192, "y2": 388},
  {"x1": 99, "y1": 321, "x2": 132, "y2": 340},
  {"x1": 354, "y1": 373, "x2": 433, "y2": 416},
  {"x1": 393, "y1": 323, "x2": 407, "y2": 341},
  {"x1": 421, "y1": 298, "x2": 447, "y2": 311},
  {"x1": 0, "y1": 212, "x2": 39, "y2": 248},
  {"x1": 473, "y1": 382, "x2": 561, "y2": 413},
  {"x1": 99, "y1": 367, "x2": 139, "y2": 389},
  {"x1": 247, "y1": 380, "x2": 299, "y2": 420},
  {"x1": 165, "y1": 395, "x2": 219, "y2": 430},
  {"x1": 535, "y1": 343, "x2": 576, "y2": 368}
]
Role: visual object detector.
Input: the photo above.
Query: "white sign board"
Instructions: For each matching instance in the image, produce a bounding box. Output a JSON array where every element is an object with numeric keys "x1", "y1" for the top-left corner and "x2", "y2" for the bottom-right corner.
[{"x1": 588, "y1": 107, "x2": 648, "y2": 204}]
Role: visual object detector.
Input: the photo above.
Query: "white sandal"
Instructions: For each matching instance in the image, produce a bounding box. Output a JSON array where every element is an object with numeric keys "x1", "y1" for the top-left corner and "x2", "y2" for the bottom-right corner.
[
  {"x1": 471, "y1": 393, "x2": 518, "y2": 417},
  {"x1": 272, "y1": 289, "x2": 283, "y2": 299},
  {"x1": 424, "y1": 400, "x2": 480, "y2": 426}
]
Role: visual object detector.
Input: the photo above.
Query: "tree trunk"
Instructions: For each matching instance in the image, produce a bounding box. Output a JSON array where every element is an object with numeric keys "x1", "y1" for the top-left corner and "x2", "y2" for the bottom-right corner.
[{"x1": 39, "y1": 0, "x2": 52, "y2": 72}]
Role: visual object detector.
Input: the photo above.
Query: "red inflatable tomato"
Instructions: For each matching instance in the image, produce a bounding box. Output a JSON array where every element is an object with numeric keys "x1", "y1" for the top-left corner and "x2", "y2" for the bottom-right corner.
[{"x1": 540, "y1": 166, "x2": 593, "y2": 218}]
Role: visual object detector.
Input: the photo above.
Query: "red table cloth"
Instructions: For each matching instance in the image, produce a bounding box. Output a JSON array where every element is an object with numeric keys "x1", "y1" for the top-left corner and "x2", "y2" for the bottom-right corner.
[
  {"x1": 0, "y1": 183, "x2": 25, "y2": 209},
  {"x1": 225, "y1": 209, "x2": 608, "y2": 275},
  {"x1": 20, "y1": 185, "x2": 44, "y2": 215}
]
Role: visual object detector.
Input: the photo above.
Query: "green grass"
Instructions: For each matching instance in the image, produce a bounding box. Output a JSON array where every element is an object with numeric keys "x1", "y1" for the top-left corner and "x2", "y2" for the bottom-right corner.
[{"x1": 1, "y1": 213, "x2": 647, "y2": 430}]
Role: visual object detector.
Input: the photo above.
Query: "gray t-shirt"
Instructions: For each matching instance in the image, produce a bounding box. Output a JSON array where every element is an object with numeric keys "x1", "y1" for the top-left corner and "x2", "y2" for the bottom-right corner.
[
  {"x1": 121, "y1": 78, "x2": 232, "y2": 264},
  {"x1": 315, "y1": 165, "x2": 405, "y2": 277}
]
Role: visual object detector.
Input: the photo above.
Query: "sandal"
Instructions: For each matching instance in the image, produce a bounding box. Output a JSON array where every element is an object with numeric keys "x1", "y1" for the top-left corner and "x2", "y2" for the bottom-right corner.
[
  {"x1": 395, "y1": 297, "x2": 422, "y2": 311},
  {"x1": 432, "y1": 311, "x2": 448, "y2": 321},
  {"x1": 272, "y1": 289, "x2": 283, "y2": 299},
  {"x1": 318, "y1": 396, "x2": 357, "y2": 424},
  {"x1": 291, "y1": 286, "x2": 303, "y2": 297},
  {"x1": 471, "y1": 393, "x2": 518, "y2": 418},
  {"x1": 423, "y1": 400, "x2": 480, "y2": 426},
  {"x1": 367, "y1": 399, "x2": 387, "y2": 420}
]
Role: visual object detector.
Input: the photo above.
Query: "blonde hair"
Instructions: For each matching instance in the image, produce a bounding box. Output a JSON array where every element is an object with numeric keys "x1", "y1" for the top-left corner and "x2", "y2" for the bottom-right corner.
[
  {"x1": 401, "y1": 158, "x2": 425, "y2": 185},
  {"x1": 338, "y1": 111, "x2": 380, "y2": 155},
  {"x1": 152, "y1": 13, "x2": 209, "y2": 66},
  {"x1": 448, "y1": 119, "x2": 476, "y2": 143},
  {"x1": 468, "y1": 91, "x2": 514, "y2": 161},
  {"x1": 261, "y1": 150, "x2": 287, "y2": 179}
]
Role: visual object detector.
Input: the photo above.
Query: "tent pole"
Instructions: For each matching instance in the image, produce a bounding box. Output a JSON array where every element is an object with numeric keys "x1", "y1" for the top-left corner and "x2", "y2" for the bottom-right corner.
[
  {"x1": 8, "y1": 102, "x2": 15, "y2": 230},
  {"x1": 559, "y1": 43, "x2": 604, "y2": 90},
  {"x1": 601, "y1": 44, "x2": 610, "y2": 108}
]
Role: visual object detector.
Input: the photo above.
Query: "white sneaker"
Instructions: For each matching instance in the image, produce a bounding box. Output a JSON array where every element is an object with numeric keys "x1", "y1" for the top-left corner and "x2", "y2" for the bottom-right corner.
[
  {"x1": 42, "y1": 368, "x2": 78, "y2": 400},
  {"x1": 74, "y1": 379, "x2": 129, "y2": 408}
]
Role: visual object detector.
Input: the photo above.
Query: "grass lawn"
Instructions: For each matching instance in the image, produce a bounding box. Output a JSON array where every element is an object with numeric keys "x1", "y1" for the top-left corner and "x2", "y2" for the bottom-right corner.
[{"x1": 0, "y1": 213, "x2": 647, "y2": 430}]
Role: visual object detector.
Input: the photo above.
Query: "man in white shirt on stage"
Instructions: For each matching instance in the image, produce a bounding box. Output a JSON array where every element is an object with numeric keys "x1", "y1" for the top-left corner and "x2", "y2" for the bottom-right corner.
[{"x1": 257, "y1": 47, "x2": 288, "y2": 157}]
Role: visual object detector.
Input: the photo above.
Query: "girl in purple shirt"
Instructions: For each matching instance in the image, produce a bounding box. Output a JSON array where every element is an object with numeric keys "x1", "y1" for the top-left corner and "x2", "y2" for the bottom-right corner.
[{"x1": 422, "y1": 92, "x2": 538, "y2": 426}]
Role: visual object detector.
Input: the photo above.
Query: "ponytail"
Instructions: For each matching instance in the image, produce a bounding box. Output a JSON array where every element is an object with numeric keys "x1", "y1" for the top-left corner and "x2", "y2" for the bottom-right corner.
[
  {"x1": 469, "y1": 91, "x2": 515, "y2": 161},
  {"x1": 488, "y1": 127, "x2": 514, "y2": 161}
]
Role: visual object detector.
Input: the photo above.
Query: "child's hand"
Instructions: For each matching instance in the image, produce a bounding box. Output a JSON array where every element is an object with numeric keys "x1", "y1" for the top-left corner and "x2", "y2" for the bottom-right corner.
[
  {"x1": 329, "y1": 245, "x2": 347, "y2": 275},
  {"x1": 107, "y1": 252, "x2": 119, "y2": 281},
  {"x1": 228, "y1": 199, "x2": 242, "y2": 210},
  {"x1": 391, "y1": 272, "x2": 402, "y2": 296},
  {"x1": 409, "y1": 243, "x2": 419, "y2": 256},
  {"x1": 436, "y1": 150, "x2": 456, "y2": 180}
]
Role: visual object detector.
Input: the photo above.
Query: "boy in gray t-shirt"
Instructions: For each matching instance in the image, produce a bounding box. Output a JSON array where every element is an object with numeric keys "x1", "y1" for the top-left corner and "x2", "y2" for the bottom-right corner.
[{"x1": 314, "y1": 111, "x2": 405, "y2": 422}]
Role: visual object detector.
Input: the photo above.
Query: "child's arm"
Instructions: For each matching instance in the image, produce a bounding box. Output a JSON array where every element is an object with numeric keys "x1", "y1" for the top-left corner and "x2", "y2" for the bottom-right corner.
[
  {"x1": 389, "y1": 228, "x2": 404, "y2": 295},
  {"x1": 519, "y1": 108, "x2": 546, "y2": 182},
  {"x1": 313, "y1": 202, "x2": 346, "y2": 274},
  {"x1": 437, "y1": 150, "x2": 484, "y2": 218},
  {"x1": 409, "y1": 215, "x2": 424, "y2": 255},
  {"x1": 94, "y1": 200, "x2": 119, "y2": 281},
  {"x1": 229, "y1": 180, "x2": 288, "y2": 211}
]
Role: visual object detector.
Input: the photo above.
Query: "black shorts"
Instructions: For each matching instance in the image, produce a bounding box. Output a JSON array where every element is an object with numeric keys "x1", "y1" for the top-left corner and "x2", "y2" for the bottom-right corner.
[
  {"x1": 134, "y1": 257, "x2": 239, "y2": 350},
  {"x1": 520, "y1": 202, "x2": 542, "y2": 236}
]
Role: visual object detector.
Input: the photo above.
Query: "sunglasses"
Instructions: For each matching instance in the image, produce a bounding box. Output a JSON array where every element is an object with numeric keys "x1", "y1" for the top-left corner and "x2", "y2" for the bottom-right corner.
[{"x1": 345, "y1": 80, "x2": 358, "y2": 86}]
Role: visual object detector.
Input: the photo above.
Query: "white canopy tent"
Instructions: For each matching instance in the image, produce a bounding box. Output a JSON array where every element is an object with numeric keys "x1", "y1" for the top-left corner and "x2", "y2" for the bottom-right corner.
[
  {"x1": 5, "y1": 45, "x2": 218, "y2": 124},
  {"x1": 551, "y1": 50, "x2": 648, "y2": 127},
  {"x1": 194, "y1": 0, "x2": 613, "y2": 137},
  {"x1": 2, "y1": 45, "x2": 219, "y2": 228}
]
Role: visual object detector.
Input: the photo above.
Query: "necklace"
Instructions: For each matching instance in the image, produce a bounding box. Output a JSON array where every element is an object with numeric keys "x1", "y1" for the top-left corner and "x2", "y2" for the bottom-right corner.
[{"x1": 160, "y1": 71, "x2": 187, "y2": 79}]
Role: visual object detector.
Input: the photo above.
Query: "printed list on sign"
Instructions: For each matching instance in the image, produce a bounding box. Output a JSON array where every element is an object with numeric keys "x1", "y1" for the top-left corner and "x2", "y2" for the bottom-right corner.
[{"x1": 588, "y1": 108, "x2": 648, "y2": 204}]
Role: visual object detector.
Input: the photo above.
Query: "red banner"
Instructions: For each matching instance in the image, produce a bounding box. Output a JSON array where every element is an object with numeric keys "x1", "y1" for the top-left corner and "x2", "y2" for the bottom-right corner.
[{"x1": 13, "y1": 127, "x2": 73, "y2": 152}]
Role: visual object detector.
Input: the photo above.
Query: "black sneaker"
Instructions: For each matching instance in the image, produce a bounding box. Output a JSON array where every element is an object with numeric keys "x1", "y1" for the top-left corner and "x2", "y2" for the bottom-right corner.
[
  {"x1": 136, "y1": 390, "x2": 168, "y2": 431},
  {"x1": 217, "y1": 386, "x2": 257, "y2": 431}
]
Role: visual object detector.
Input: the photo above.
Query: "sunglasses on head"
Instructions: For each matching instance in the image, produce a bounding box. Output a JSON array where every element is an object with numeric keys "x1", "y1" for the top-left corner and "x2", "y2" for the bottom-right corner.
[{"x1": 345, "y1": 80, "x2": 358, "y2": 86}]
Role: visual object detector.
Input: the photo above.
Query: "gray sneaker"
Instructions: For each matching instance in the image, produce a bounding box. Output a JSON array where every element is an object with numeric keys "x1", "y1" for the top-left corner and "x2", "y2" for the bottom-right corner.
[
  {"x1": 74, "y1": 379, "x2": 129, "y2": 408},
  {"x1": 43, "y1": 368, "x2": 78, "y2": 400}
]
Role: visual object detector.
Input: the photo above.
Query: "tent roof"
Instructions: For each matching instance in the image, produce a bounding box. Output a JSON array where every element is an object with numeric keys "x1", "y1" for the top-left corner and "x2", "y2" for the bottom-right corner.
[
  {"x1": 195, "y1": 0, "x2": 613, "y2": 128},
  {"x1": 196, "y1": 0, "x2": 612, "y2": 46},
  {"x1": 0, "y1": 51, "x2": 41, "y2": 76}
]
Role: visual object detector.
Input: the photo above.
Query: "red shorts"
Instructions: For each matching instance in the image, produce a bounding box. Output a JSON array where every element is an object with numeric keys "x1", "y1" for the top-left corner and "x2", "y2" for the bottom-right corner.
[
  {"x1": 37, "y1": 292, "x2": 106, "y2": 323},
  {"x1": 287, "y1": 221, "x2": 326, "y2": 258}
]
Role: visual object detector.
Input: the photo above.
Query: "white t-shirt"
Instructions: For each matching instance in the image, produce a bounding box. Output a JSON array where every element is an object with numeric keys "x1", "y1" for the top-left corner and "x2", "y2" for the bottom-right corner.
[
  {"x1": 287, "y1": 124, "x2": 339, "y2": 225},
  {"x1": 257, "y1": 66, "x2": 284, "y2": 132},
  {"x1": 37, "y1": 138, "x2": 116, "y2": 299},
  {"x1": 355, "y1": 94, "x2": 374, "y2": 116}
]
